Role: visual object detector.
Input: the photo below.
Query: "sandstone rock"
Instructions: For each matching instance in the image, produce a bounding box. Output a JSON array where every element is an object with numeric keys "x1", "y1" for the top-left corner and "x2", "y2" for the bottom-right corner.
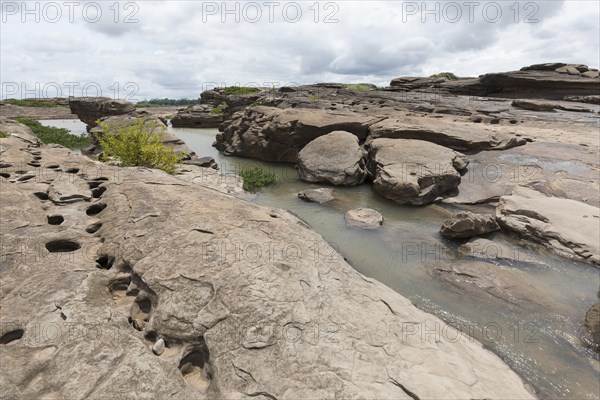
[
  {"x1": 48, "y1": 176, "x2": 92, "y2": 204},
  {"x1": 69, "y1": 97, "x2": 135, "y2": 129},
  {"x1": 368, "y1": 117, "x2": 526, "y2": 152},
  {"x1": 297, "y1": 131, "x2": 367, "y2": 186},
  {"x1": 183, "y1": 156, "x2": 218, "y2": 169},
  {"x1": 298, "y1": 188, "x2": 335, "y2": 204},
  {"x1": 216, "y1": 106, "x2": 382, "y2": 162},
  {"x1": 345, "y1": 208, "x2": 383, "y2": 229},
  {"x1": 367, "y1": 138, "x2": 469, "y2": 206},
  {"x1": 512, "y1": 99, "x2": 557, "y2": 112},
  {"x1": 563, "y1": 95, "x2": 600, "y2": 105},
  {"x1": 0, "y1": 122, "x2": 537, "y2": 399},
  {"x1": 458, "y1": 238, "x2": 544, "y2": 265},
  {"x1": 497, "y1": 190, "x2": 600, "y2": 265},
  {"x1": 440, "y1": 212, "x2": 500, "y2": 239},
  {"x1": 171, "y1": 105, "x2": 224, "y2": 128},
  {"x1": 581, "y1": 70, "x2": 600, "y2": 79}
]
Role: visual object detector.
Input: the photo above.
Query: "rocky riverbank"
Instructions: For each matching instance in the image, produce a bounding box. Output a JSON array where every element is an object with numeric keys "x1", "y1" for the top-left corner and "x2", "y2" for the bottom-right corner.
[{"x1": 0, "y1": 117, "x2": 537, "y2": 399}]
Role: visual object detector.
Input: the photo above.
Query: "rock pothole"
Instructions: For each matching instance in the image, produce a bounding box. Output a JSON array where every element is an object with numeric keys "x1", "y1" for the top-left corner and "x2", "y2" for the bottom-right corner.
[
  {"x1": 33, "y1": 192, "x2": 49, "y2": 201},
  {"x1": 179, "y1": 343, "x2": 212, "y2": 394},
  {"x1": 0, "y1": 329, "x2": 24, "y2": 345},
  {"x1": 85, "y1": 222, "x2": 102, "y2": 234},
  {"x1": 87, "y1": 177, "x2": 109, "y2": 189},
  {"x1": 45, "y1": 239, "x2": 81, "y2": 253},
  {"x1": 95, "y1": 255, "x2": 114, "y2": 270},
  {"x1": 91, "y1": 186, "x2": 107, "y2": 199},
  {"x1": 86, "y1": 203, "x2": 107, "y2": 216},
  {"x1": 47, "y1": 215, "x2": 64, "y2": 225}
]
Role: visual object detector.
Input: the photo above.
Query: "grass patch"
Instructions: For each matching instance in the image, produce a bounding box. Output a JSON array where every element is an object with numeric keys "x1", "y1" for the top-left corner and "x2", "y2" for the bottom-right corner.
[
  {"x1": 96, "y1": 118, "x2": 184, "y2": 174},
  {"x1": 4, "y1": 99, "x2": 65, "y2": 108},
  {"x1": 15, "y1": 118, "x2": 91, "y2": 149},
  {"x1": 0, "y1": 131, "x2": 9, "y2": 138},
  {"x1": 343, "y1": 84, "x2": 374, "y2": 91},
  {"x1": 239, "y1": 166, "x2": 277, "y2": 192},
  {"x1": 222, "y1": 86, "x2": 260, "y2": 96},
  {"x1": 308, "y1": 95, "x2": 321, "y2": 101},
  {"x1": 210, "y1": 103, "x2": 229, "y2": 115},
  {"x1": 430, "y1": 72, "x2": 459, "y2": 80}
]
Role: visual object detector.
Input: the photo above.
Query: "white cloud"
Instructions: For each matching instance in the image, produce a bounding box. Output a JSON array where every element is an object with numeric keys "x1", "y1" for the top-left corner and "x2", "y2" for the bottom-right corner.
[{"x1": 1, "y1": 0, "x2": 597, "y2": 99}]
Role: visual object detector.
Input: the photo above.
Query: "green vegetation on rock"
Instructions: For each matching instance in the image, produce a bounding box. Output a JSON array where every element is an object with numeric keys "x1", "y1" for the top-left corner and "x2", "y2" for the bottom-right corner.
[
  {"x1": 136, "y1": 98, "x2": 200, "y2": 107},
  {"x1": 222, "y1": 86, "x2": 260, "y2": 96},
  {"x1": 210, "y1": 103, "x2": 229, "y2": 115},
  {"x1": 344, "y1": 84, "x2": 374, "y2": 91},
  {"x1": 96, "y1": 119, "x2": 184, "y2": 174},
  {"x1": 0, "y1": 131, "x2": 9, "y2": 138},
  {"x1": 430, "y1": 72, "x2": 459, "y2": 80},
  {"x1": 15, "y1": 118, "x2": 91, "y2": 149},
  {"x1": 239, "y1": 166, "x2": 277, "y2": 192},
  {"x1": 4, "y1": 99, "x2": 65, "y2": 108}
]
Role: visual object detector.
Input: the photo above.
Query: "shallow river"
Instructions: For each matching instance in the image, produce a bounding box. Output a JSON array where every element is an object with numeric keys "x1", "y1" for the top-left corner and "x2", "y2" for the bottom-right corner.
[{"x1": 43, "y1": 120, "x2": 600, "y2": 399}]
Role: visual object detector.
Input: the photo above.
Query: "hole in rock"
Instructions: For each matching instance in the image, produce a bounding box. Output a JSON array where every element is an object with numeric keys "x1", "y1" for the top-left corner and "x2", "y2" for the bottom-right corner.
[
  {"x1": 88, "y1": 177, "x2": 109, "y2": 189},
  {"x1": 27, "y1": 162, "x2": 41, "y2": 167},
  {"x1": 145, "y1": 331, "x2": 157, "y2": 342},
  {"x1": 0, "y1": 329, "x2": 24, "y2": 345},
  {"x1": 96, "y1": 255, "x2": 114, "y2": 270},
  {"x1": 0, "y1": 173, "x2": 10, "y2": 179},
  {"x1": 47, "y1": 215, "x2": 64, "y2": 225},
  {"x1": 85, "y1": 222, "x2": 102, "y2": 234},
  {"x1": 179, "y1": 344, "x2": 212, "y2": 392},
  {"x1": 17, "y1": 174, "x2": 34, "y2": 182},
  {"x1": 136, "y1": 297, "x2": 152, "y2": 314},
  {"x1": 45, "y1": 239, "x2": 81, "y2": 253},
  {"x1": 91, "y1": 186, "x2": 107, "y2": 199},
  {"x1": 86, "y1": 203, "x2": 107, "y2": 216},
  {"x1": 65, "y1": 167, "x2": 79, "y2": 174},
  {"x1": 33, "y1": 192, "x2": 49, "y2": 200}
]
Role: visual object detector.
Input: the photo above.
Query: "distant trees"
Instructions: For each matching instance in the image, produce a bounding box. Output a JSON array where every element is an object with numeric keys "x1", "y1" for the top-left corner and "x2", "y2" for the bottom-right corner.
[{"x1": 135, "y1": 98, "x2": 200, "y2": 107}]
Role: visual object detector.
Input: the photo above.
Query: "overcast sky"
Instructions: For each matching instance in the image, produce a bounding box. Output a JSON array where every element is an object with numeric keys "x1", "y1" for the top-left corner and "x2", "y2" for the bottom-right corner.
[{"x1": 1, "y1": 0, "x2": 598, "y2": 101}]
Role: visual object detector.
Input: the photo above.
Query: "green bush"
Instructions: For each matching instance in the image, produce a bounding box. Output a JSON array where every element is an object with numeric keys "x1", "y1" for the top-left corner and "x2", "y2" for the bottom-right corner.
[
  {"x1": 210, "y1": 103, "x2": 229, "y2": 115},
  {"x1": 96, "y1": 119, "x2": 184, "y2": 174},
  {"x1": 239, "y1": 166, "x2": 277, "y2": 192},
  {"x1": 0, "y1": 131, "x2": 9, "y2": 138},
  {"x1": 343, "y1": 84, "x2": 374, "y2": 91},
  {"x1": 4, "y1": 99, "x2": 64, "y2": 108},
  {"x1": 222, "y1": 86, "x2": 260, "y2": 96},
  {"x1": 15, "y1": 118, "x2": 91, "y2": 149},
  {"x1": 430, "y1": 72, "x2": 459, "y2": 80}
]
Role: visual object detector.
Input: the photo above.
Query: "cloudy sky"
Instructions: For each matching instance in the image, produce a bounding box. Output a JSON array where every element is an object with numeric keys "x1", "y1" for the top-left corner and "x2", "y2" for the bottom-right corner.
[{"x1": 1, "y1": 0, "x2": 598, "y2": 101}]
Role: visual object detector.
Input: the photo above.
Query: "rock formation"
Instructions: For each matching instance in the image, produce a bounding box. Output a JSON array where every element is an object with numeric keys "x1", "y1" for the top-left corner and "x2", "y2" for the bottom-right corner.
[
  {"x1": 345, "y1": 208, "x2": 384, "y2": 229},
  {"x1": 0, "y1": 119, "x2": 536, "y2": 399},
  {"x1": 69, "y1": 97, "x2": 135, "y2": 130},
  {"x1": 440, "y1": 212, "x2": 500, "y2": 239}
]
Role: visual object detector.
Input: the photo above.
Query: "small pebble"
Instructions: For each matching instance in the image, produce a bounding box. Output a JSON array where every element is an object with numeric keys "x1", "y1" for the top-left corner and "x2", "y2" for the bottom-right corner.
[{"x1": 152, "y1": 338, "x2": 165, "y2": 355}]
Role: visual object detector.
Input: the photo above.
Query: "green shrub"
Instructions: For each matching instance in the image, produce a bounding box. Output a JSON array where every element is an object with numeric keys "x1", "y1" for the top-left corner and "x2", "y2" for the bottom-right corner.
[
  {"x1": 210, "y1": 103, "x2": 229, "y2": 115},
  {"x1": 308, "y1": 95, "x2": 321, "y2": 101},
  {"x1": 15, "y1": 118, "x2": 91, "y2": 149},
  {"x1": 222, "y1": 86, "x2": 260, "y2": 96},
  {"x1": 0, "y1": 131, "x2": 9, "y2": 138},
  {"x1": 430, "y1": 72, "x2": 459, "y2": 80},
  {"x1": 4, "y1": 99, "x2": 64, "y2": 108},
  {"x1": 239, "y1": 166, "x2": 277, "y2": 192},
  {"x1": 343, "y1": 84, "x2": 374, "y2": 91},
  {"x1": 95, "y1": 119, "x2": 184, "y2": 174}
]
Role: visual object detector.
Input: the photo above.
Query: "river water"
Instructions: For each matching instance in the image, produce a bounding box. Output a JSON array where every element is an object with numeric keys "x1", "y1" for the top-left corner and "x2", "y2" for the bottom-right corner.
[{"x1": 42, "y1": 120, "x2": 600, "y2": 399}]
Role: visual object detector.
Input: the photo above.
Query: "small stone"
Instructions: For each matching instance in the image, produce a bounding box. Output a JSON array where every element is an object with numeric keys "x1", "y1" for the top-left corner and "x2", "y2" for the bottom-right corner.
[
  {"x1": 152, "y1": 338, "x2": 165, "y2": 356},
  {"x1": 345, "y1": 208, "x2": 383, "y2": 230},
  {"x1": 298, "y1": 188, "x2": 335, "y2": 204}
]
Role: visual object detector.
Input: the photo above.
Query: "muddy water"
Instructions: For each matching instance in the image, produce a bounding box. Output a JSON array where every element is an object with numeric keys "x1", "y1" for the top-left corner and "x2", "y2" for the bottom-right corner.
[
  {"x1": 43, "y1": 120, "x2": 600, "y2": 398},
  {"x1": 172, "y1": 127, "x2": 600, "y2": 399}
]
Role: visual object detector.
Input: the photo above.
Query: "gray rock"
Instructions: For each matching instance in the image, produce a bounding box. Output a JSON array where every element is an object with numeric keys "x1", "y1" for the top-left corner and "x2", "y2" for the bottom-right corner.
[
  {"x1": 458, "y1": 238, "x2": 544, "y2": 265},
  {"x1": 171, "y1": 105, "x2": 224, "y2": 128},
  {"x1": 345, "y1": 208, "x2": 383, "y2": 229},
  {"x1": 152, "y1": 338, "x2": 165, "y2": 356},
  {"x1": 297, "y1": 131, "x2": 367, "y2": 186},
  {"x1": 298, "y1": 188, "x2": 335, "y2": 204},
  {"x1": 585, "y1": 303, "x2": 600, "y2": 353},
  {"x1": 440, "y1": 212, "x2": 500, "y2": 239},
  {"x1": 69, "y1": 97, "x2": 135, "y2": 129},
  {"x1": 367, "y1": 138, "x2": 469, "y2": 206}
]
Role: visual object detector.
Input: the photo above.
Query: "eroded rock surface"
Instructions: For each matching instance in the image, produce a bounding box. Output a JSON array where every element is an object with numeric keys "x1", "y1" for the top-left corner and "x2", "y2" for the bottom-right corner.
[
  {"x1": 367, "y1": 138, "x2": 469, "y2": 205},
  {"x1": 0, "y1": 124, "x2": 535, "y2": 399},
  {"x1": 69, "y1": 97, "x2": 135, "y2": 129},
  {"x1": 345, "y1": 208, "x2": 384, "y2": 229},
  {"x1": 440, "y1": 212, "x2": 500, "y2": 239},
  {"x1": 297, "y1": 131, "x2": 367, "y2": 186}
]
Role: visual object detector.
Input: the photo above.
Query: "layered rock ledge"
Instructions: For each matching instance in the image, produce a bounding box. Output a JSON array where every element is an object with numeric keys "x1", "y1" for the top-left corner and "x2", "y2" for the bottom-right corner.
[{"x1": 0, "y1": 120, "x2": 535, "y2": 399}]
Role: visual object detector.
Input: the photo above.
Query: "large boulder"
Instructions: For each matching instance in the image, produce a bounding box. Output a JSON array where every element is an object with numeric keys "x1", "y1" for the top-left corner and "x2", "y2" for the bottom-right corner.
[
  {"x1": 440, "y1": 212, "x2": 500, "y2": 239},
  {"x1": 496, "y1": 189, "x2": 600, "y2": 265},
  {"x1": 0, "y1": 126, "x2": 536, "y2": 400},
  {"x1": 171, "y1": 105, "x2": 224, "y2": 128},
  {"x1": 297, "y1": 131, "x2": 367, "y2": 186},
  {"x1": 69, "y1": 97, "x2": 135, "y2": 130},
  {"x1": 368, "y1": 117, "x2": 526, "y2": 152},
  {"x1": 367, "y1": 138, "x2": 469, "y2": 205},
  {"x1": 215, "y1": 106, "x2": 382, "y2": 162}
]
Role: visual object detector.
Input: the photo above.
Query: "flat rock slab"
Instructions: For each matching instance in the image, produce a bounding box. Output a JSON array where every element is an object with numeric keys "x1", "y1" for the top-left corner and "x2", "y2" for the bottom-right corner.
[
  {"x1": 368, "y1": 117, "x2": 526, "y2": 152},
  {"x1": 368, "y1": 138, "x2": 469, "y2": 206},
  {"x1": 345, "y1": 208, "x2": 383, "y2": 229},
  {"x1": 458, "y1": 238, "x2": 546, "y2": 266},
  {"x1": 215, "y1": 106, "x2": 382, "y2": 162},
  {"x1": 497, "y1": 192, "x2": 600, "y2": 265},
  {"x1": 297, "y1": 131, "x2": 367, "y2": 186}
]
